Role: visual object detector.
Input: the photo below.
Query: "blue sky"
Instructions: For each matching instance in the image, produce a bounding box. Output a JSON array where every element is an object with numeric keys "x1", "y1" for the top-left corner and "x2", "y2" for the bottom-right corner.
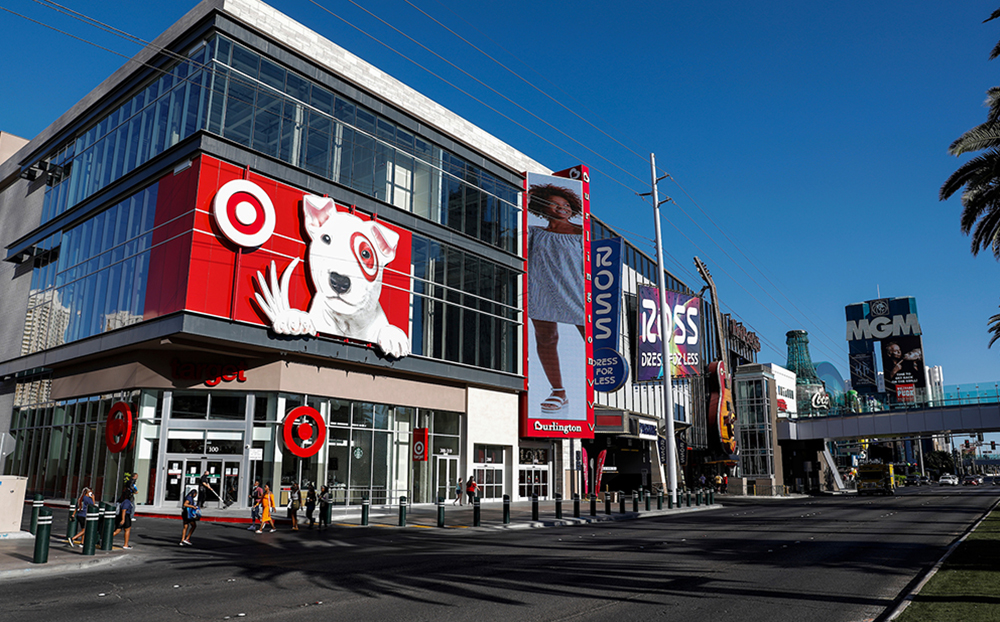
[{"x1": 2, "y1": 0, "x2": 1000, "y2": 388}]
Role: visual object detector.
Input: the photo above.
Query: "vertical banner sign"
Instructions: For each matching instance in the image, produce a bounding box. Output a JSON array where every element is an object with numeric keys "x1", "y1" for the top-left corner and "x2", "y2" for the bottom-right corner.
[
  {"x1": 521, "y1": 166, "x2": 594, "y2": 439},
  {"x1": 637, "y1": 285, "x2": 701, "y2": 382},
  {"x1": 846, "y1": 297, "x2": 925, "y2": 396},
  {"x1": 412, "y1": 428, "x2": 429, "y2": 462},
  {"x1": 590, "y1": 238, "x2": 629, "y2": 392}
]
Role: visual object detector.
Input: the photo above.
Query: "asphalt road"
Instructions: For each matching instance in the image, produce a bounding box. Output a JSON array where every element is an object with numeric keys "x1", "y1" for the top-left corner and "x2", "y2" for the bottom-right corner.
[{"x1": 3, "y1": 485, "x2": 997, "y2": 622}]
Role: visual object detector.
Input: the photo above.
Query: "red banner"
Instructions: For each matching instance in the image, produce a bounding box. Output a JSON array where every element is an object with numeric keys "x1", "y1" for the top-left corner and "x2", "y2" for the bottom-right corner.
[{"x1": 413, "y1": 428, "x2": 429, "y2": 461}]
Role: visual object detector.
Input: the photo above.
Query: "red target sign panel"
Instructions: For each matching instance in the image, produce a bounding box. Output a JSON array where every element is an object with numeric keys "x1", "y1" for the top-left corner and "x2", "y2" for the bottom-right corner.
[
  {"x1": 412, "y1": 427, "x2": 429, "y2": 461},
  {"x1": 105, "y1": 402, "x2": 133, "y2": 453},
  {"x1": 282, "y1": 406, "x2": 326, "y2": 458},
  {"x1": 213, "y1": 179, "x2": 276, "y2": 248}
]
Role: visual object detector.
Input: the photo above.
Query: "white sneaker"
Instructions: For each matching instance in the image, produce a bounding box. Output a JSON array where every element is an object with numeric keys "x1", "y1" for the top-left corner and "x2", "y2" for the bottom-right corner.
[
  {"x1": 255, "y1": 529, "x2": 262, "y2": 533},
  {"x1": 123, "y1": 545, "x2": 133, "y2": 550}
]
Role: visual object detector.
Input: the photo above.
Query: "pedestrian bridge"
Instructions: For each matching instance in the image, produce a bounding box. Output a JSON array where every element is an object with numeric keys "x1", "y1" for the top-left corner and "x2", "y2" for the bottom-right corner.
[{"x1": 777, "y1": 399, "x2": 1000, "y2": 441}]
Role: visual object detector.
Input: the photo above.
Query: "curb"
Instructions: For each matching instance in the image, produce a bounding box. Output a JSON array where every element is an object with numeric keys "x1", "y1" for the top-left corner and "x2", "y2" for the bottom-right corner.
[{"x1": 0, "y1": 548, "x2": 138, "y2": 582}]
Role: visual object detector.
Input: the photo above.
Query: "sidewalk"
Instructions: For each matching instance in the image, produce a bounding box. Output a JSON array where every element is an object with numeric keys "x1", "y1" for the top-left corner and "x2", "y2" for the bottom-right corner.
[{"x1": 0, "y1": 495, "x2": 722, "y2": 579}]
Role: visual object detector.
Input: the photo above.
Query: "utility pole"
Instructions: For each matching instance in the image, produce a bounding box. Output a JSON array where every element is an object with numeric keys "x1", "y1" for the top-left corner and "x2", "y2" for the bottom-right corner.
[{"x1": 647, "y1": 153, "x2": 677, "y2": 507}]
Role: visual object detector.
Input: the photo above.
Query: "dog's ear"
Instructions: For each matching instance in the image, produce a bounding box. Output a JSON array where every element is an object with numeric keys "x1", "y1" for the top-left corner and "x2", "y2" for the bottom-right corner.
[
  {"x1": 368, "y1": 221, "x2": 399, "y2": 263},
  {"x1": 301, "y1": 195, "x2": 336, "y2": 239}
]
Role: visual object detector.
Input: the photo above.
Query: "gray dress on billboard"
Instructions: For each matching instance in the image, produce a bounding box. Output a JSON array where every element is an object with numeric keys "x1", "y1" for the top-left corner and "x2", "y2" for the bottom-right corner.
[{"x1": 527, "y1": 227, "x2": 584, "y2": 324}]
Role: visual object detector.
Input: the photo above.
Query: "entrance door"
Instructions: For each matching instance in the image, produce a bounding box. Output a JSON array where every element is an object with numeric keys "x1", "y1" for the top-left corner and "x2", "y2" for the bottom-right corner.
[{"x1": 435, "y1": 456, "x2": 459, "y2": 504}]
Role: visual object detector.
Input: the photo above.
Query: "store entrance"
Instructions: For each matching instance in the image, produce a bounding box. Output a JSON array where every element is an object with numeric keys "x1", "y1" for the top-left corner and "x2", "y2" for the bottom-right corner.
[
  {"x1": 434, "y1": 456, "x2": 459, "y2": 504},
  {"x1": 163, "y1": 457, "x2": 242, "y2": 508}
]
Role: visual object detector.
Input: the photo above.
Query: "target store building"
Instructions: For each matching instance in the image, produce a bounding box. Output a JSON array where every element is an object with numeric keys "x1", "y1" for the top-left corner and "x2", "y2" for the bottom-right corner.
[{"x1": 0, "y1": 0, "x2": 547, "y2": 510}]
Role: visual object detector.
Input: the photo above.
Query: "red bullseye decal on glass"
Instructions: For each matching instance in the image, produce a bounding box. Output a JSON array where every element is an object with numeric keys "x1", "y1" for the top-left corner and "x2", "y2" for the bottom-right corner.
[
  {"x1": 282, "y1": 406, "x2": 326, "y2": 458},
  {"x1": 350, "y1": 232, "x2": 379, "y2": 282},
  {"x1": 213, "y1": 179, "x2": 276, "y2": 248},
  {"x1": 105, "y1": 402, "x2": 133, "y2": 453}
]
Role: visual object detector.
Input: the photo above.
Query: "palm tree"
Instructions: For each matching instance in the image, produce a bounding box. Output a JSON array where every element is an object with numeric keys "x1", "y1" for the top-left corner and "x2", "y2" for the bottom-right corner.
[
  {"x1": 940, "y1": 10, "x2": 1000, "y2": 259},
  {"x1": 941, "y1": 9, "x2": 1000, "y2": 349}
]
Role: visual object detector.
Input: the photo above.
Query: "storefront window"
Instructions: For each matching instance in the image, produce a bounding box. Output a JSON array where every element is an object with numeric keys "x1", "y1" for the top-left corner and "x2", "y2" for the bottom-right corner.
[
  {"x1": 209, "y1": 393, "x2": 245, "y2": 420},
  {"x1": 171, "y1": 392, "x2": 208, "y2": 419}
]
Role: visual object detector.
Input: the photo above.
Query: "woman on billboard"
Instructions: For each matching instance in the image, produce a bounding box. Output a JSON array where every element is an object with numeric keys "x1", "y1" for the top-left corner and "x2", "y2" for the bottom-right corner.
[{"x1": 527, "y1": 182, "x2": 585, "y2": 413}]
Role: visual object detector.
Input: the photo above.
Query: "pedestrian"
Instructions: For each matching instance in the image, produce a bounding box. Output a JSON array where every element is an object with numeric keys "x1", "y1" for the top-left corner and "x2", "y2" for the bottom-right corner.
[
  {"x1": 198, "y1": 470, "x2": 216, "y2": 508},
  {"x1": 722, "y1": 474, "x2": 729, "y2": 494},
  {"x1": 181, "y1": 488, "x2": 199, "y2": 545},
  {"x1": 288, "y1": 482, "x2": 301, "y2": 531},
  {"x1": 453, "y1": 478, "x2": 463, "y2": 505},
  {"x1": 123, "y1": 472, "x2": 138, "y2": 520},
  {"x1": 112, "y1": 491, "x2": 134, "y2": 549},
  {"x1": 713, "y1": 473, "x2": 722, "y2": 492},
  {"x1": 248, "y1": 479, "x2": 263, "y2": 531},
  {"x1": 465, "y1": 476, "x2": 478, "y2": 505},
  {"x1": 318, "y1": 485, "x2": 332, "y2": 530},
  {"x1": 69, "y1": 487, "x2": 95, "y2": 547},
  {"x1": 698, "y1": 473, "x2": 707, "y2": 488},
  {"x1": 258, "y1": 483, "x2": 276, "y2": 533},
  {"x1": 305, "y1": 484, "x2": 317, "y2": 528}
]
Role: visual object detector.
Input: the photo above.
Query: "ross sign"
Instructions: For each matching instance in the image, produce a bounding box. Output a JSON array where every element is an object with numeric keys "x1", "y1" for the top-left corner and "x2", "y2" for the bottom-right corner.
[
  {"x1": 522, "y1": 167, "x2": 594, "y2": 439},
  {"x1": 412, "y1": 427, "x2": 429, "y2": 462},
  {"x1": 105, "y1": 402, "x2": 133, "y2": 453},
  {"x1": 590, "y1": 238, "x2": 628, "y2": 392},
  {"x1": 281, "y1": 406, "x2": 326, "y2": 458},
  {"x1": 637, "y1": 285, "x2": 701, "y2": 381}
]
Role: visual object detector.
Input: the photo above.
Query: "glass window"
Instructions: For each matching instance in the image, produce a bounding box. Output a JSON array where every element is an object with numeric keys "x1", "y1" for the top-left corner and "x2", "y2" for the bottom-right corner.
[
  {"x1": 209, "y1": 393, "x2": 245, "y2": 420},
  {"x1": 171, "y1": 392, "x2": 208, "y2": 419}
]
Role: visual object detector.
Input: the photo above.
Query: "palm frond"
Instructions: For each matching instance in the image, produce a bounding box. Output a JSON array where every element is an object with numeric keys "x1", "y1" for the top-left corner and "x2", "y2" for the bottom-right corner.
[
  {"x1": 949, "y1": 122, "x2": 1000, "y2": 155},
  {"x1": 989, "y1": 307, "x2": 1000, "y2": 348},
  {"x1": 940, "y1": 149, "x2": 1000, "y2": 200},
  {"x1": 970, "y1": 204, "x2": 1000, "y2": 257}
]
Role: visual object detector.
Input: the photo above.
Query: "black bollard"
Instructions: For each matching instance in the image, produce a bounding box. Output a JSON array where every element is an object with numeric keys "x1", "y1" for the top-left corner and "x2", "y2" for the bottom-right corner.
[
  {"x1": 324, "y1": 498, "x2": 333, "y2": 528},
  {"x1": 66, "y1": 507, "x2": 76, "y2": 541},
  {"x1": 531, "y1": 494, "x2": 539, "y2": 521},
  {"x1": 30, "y1": 494, "x2": 43, "y2": 535},
  {"x1": 101, "y1": 503, "x2": 115, "y2": 551},
  {"x1": 619, "y1": 491, "x2": 626, "y2": 514},
  {"x1": 590, "y1": 494, "x2": 597, "y2": 517},
  {"x1": 657, "y1": 491, "x2": 664, "y2": 510},
  {"x1": 696, "y1": 490, "x2": 702, "y2": 506},
  {"x1": 503, "y1": 494, "x2": 511, "y2": 525},
  {"x1": 473, "y1": 496, "x2": 481, "y2": 527},
  {"x1": 398, "y1": 496, "x2": 407, "y2": 527},
  {"x1": 554, "y1": 494, "x2": 563, "y2": 519},
  {"x1": 686, "y1": 490, "x2": 692, "y2": 507},
  {"x1": 708, "y1": 490, "x2": 714, "y2": 505},
  {"x1": 82, "y1": 506, "x2": 99, "y2": 556},
  {"x1": 632, "y1": 491, "x2": 639, "y2": 513},
  {"x1": 605, "y1": 492, "x2": 611, "y2": 515},
  {"x1": 573, "y1": 494, "x2": 580, "y2": 518},
  {"x1": 32, "y1": 509, "x2": 53, "y2": 564},
  {"x1": 437, "y1": 497, "x2": 445, "y2": 528},
  {"x1": 645, "y1": 490, "x2": 651, "y2": 511},
  {"x1": 361, "y1": 494, "x2": 370, "y2": 526},
  {"x1": 668, "y1": 491, "x2": 674, "y2": 509}
]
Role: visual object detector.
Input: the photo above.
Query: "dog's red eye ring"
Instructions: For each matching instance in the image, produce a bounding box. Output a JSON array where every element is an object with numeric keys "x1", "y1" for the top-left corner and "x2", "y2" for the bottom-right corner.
[{"x1": 351, "y1": 232, "x2": 378, "y2": 282}]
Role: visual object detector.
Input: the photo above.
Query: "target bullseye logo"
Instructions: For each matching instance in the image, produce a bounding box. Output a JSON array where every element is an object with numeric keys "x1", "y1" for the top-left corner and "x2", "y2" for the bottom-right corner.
[
  {"x1": 213, "y1": 179, "x2": 276, "y2": 248},
  {"x1": 282, "y1": 406, "x2": 326, "y2": 458},
  {"x1": 105, "y1": 402, "x2": 133, "y2": 453}
]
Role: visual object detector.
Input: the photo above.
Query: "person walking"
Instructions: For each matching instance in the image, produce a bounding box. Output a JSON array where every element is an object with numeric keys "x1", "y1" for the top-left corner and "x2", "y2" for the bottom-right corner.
[
  {"x1": 69, "y1": 487, "x2": 95, "y2": 547},
  {"x1": 453, "y1": 478, "x2": 463, "y2": 505},
  {"x1": 198, "y1": 470, "x2": 216, "y2": 509},
  {"x1": 258, "y1": 483, "x2": 276, "y2": 533},
  {"x1": 288, "y1": 482, "x2": 302, "y2": 531},
  {"x1": 305, "y1": 484, "x2": 317, "y2": 529},
  {"x1": 181, "y1": 488, "x2": 199, "y2": 546},
  {"x1": 248, "y1": 479, "x2": 263, "y2": 531},
  {"x1": 123, "y1": 472, "x2": 138, "y2": 521},
  {"x1": 465, "y1": 476, "x2": 478, "y2": 505},
  {"x1": 318, "y1": 485, "x2": 332, "y2": 530},
  {"x1": 112, "y1": 491, "x2": 134, "y2": 549}
]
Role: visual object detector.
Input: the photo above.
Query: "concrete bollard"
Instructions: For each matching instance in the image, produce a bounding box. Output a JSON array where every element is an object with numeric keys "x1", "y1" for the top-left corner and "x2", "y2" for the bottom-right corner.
[
  {"x1": 30, "y1": 494, "x2": 43, "y2": 535},
  {"x1": 554, "y1": 493, "x2": 563, "y2": 519},
  {"x1": 398, "y1": 496, "x2": 407, "y2": 527},
  {"x1": 473, "y1": 496, "x2": 481, "y2": 527},
  {"x1": 503, "y1": 494, "x2": 510, "y2": 525},
  {"x1": 437, "y1": 497, "x2": 445, "y2": 528},
  {"x1": 361, "y1": 495, "x2": 370, "y2": 526},
  {"x1": 32, "y1": 509, "x2": 53, "y2": 564},
  {"x1": 531, "y1": 494, "x2": 539, "y2": 521},
  {"x1": 573, "y1": 494, "x2": 580, "y2": 518},
  {"x1": 82, "y1": 506, "x2": 99, "y2": 556}
]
